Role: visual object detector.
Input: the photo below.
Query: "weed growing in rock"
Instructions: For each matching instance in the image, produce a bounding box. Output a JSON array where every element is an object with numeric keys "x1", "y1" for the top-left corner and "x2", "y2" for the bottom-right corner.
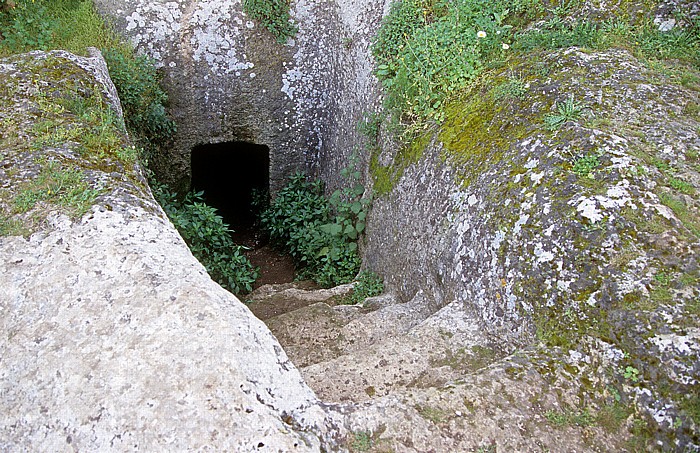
[
  {"x1": 153, "y1": 183, "x2": 259, "y2": 294},
  {"x1": 416, "y1": 405, "x2": 446, "y2": 424},
  {"x1": 659, "y1": 192, "x2": 700, "y2": 238},
  {"x1": 349, "y1": 431, "x2": 372, "y2": 452},
  {"x1": 341, "y1": 270, "x2": 384, "y2": 305},
  {"x1": 544, "y1": 95, "x2": 584, "y2": 130},
  {"x1": 669, "y1": 177, "x2": 695, "y2": 195},
  {"x1": 571, "y1": 153, "x2": 601, "y2": 179},
  {"x1": 243, "y1": 0, "x2": 297, "y2": 44},
  {"x1": 545, "y1": 407, "x2": 595, "y2": 428},
  {"x1": 621, "y1": 365, "x2": 640, "y2": 383},
  {"x1": 492, "y1": 74, "x2": 529, "y2": 101},
  {"x1": 12, "y1": 159, "x2": 101, "y2": 219}
]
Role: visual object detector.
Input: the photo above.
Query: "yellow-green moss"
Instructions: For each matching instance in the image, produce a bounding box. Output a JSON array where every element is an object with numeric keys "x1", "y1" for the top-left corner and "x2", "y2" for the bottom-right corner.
[{"x1": 370, "y1": 130, "x2": 431, "y2": 197}]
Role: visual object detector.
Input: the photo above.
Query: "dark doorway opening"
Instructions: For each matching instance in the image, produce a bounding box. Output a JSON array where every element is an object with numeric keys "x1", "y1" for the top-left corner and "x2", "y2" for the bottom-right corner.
[
  {"x1": 191, "y1": 141, "x2": 269, "y2": 246},
  {"x1": 191, "y1": 141, "x2": 297, "y2": 288}
]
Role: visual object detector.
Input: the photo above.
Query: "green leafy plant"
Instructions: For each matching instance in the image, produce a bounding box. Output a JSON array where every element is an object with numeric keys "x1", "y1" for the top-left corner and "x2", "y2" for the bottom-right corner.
[
  {"x1": 571, "y1": 153, "x2": 601, "y2": 178},
  {"x1": 243, "y1": 0, "x2": 297, "y2": 43},
  {"x1": 544, "y1": 95, "x2": 584, "y2": 130},
  {"x1": 342, "y1": 270, "x2": 384, "y2": 305},
  {"x1": 102, "y1": 48, "x2": 176, "y2": 158},
  {"x1": 153, "y1": 183, "x2": 259, "y2": 294},
  {"x1": 372, "y1": 0, "x2": 514, "y2": 124},
  {"x1": 261, "y1": 158, "x2": 369, "y2": 288},
  {"x1": 0, "y1": 0, "x2": 55, "y2": 53},
  {"x1": 622, "y1": 365, "x2": 640, "y2": 383}
]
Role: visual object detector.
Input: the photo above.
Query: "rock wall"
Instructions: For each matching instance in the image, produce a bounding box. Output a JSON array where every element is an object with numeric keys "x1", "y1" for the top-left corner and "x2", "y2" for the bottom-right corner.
[
  {"x1": 94, "y1": 0, "x2": 385, "y2": 192},
  {"x1": 364, "y1": 47, "x2": 700, "y2": 447},
  {"x1": 0, "y1": 50, "x2": 336, "y2": 451}
]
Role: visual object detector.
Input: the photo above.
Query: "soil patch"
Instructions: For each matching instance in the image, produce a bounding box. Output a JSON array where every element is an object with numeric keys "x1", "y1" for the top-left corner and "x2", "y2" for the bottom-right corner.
[{"x1": 246, "y1": 244, "x2": 297, "y2": 289}]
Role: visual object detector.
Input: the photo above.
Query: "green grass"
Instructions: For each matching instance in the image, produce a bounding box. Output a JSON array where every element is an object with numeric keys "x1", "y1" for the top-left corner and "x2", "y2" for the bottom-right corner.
[
  {"x1": 545, "y1": 407, "x2": 595, "y2": 428},
  {"x1": 0, "y1": 0, "x2": 128, "y2": 57},
  {"x1": 659, "y1": 192, "x2": 700, "y2": 238},
  {"x1": 12, "y1": 159, "x2": 101, "y2": 218}
]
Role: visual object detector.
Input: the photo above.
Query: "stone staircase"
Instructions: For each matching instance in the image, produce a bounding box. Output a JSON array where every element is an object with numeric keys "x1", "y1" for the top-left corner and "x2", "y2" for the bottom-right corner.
[
  {"x1": 246, "y1": 282, "x2": 633, "y2": 452},
  {"x1": 248, "y1": 283, "x2": 495, "y2": 403}
]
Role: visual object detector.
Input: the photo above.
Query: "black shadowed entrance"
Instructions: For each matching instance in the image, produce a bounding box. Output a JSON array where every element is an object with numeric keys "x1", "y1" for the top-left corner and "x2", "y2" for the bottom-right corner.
[{"x1": 190, "y1": 141, "x2": 269, "y2": 245}]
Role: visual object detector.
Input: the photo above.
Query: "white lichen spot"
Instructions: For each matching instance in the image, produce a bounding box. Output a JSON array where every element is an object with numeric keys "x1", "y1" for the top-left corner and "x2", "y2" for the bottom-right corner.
[
  {"x1": 530, "y1": 171, "x2": 544, "y2": 185},
  {"x1": 654, "y1": 17, "x2": 676, "y2": 32},
  {"x1": 534, "y1": 243, "x2": 554, "y2": 263},
  {"x1": 491, "y1": 230, "x2": 506, "y2": 251},
  {"x1": 654, "y1": 203, "x2": 676, "y2": 220},
  {"x1": 513, "y1": 214, "x2": 529, "y2": 235},
  {"x1": 575, "y1": 197, "x2": 604, "y2": 223},
  {"x1": 586, "y1": 293, "x2": 597, "y2": 307},
  {"x1": 650, "y1": 332, "x2": 700, "y2": 356},
  {"x1": 524, "y1": 158, "x2": 538, "y2": 170},
  {"x1": 557, "y1": 280, "x2": 571, "y2": 291},
  {"x1": 467, "y1": 194, "x2": 478, "y2": 207}
]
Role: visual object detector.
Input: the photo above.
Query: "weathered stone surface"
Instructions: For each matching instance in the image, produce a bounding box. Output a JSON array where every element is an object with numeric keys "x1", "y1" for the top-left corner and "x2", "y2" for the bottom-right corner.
[
  {"x1": 364, "y1": 47, "x2": 700, "y2": 448},
  {"x1": 93, "y1": 0, "x2": 385, "y2": 193},
  {"x1": 0, "y1": 51, "x2": 334, "y2": 451}
]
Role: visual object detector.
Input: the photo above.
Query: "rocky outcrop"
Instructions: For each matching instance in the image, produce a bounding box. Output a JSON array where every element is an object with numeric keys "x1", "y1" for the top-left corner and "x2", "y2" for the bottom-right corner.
[
  {"x1": 364, "y1": 47, "x2": 700, "y2": 448},
  {"x1": 0, "y1": 50, "x2": 334, "y2": 451},
  {"x1": 93, "y1": 0, "x2": 385, "y2": 192}
]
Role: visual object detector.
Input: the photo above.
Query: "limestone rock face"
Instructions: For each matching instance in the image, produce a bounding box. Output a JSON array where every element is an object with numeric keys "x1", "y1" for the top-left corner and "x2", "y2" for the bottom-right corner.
[
  {"x1": 93, "y1": 0, "x2": 385, "y2": 192},
  {"x1": 0, "y1": 51, "x2": 334, "y2": 451},
  {"x1": 364, "y1": 47, "x2": 700, "y2": 448}
]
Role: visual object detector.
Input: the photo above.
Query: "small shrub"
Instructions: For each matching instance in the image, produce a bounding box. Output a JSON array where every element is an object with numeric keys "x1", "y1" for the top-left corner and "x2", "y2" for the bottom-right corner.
[
  {"x1": 153, "y1": 183, "x2": 259, "y2": 294},
  {"x1": 261, "y1": 163, "x2": 369, "y2": 288},
  {"x1": 372, "y1": 0, "x2": 514, "y2": 124},
  {"x1": 243, "y1": 0, "x2": 297, "y2": 43}
]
